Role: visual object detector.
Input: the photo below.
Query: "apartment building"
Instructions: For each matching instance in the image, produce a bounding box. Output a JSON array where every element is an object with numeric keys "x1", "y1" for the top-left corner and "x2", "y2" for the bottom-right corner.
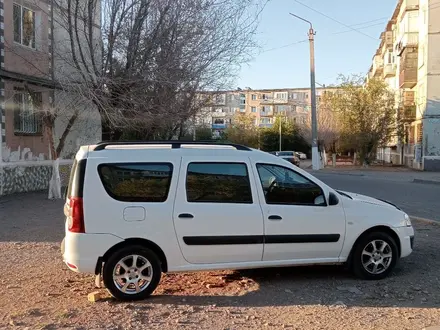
[
  {"x1": 199, "y1": 87, "x2": 332, "y2": 137},
  {"x1": 0, "y1": 0, "x2": 101, "y2": 195},
  {"x1": 370, "y1": 0, "x2": 440, "y2": 171}
]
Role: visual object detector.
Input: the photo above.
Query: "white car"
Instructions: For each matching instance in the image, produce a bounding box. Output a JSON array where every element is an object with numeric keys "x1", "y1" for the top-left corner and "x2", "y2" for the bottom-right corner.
[
  {"x1": 62, "y1": 141, "x2": 414, "y2": 301},
  {"x1": 296, "y1": 152, "x2": 307, "y2": 160}
]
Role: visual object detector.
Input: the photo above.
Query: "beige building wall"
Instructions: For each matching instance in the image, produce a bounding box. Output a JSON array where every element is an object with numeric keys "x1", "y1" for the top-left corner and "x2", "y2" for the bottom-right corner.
[
  {"x1": 372, "y1": 0, "x2": 440, "y2": 170},
  {"x1": 200, "y1": 87, "x2": 335, "y2": 135}
]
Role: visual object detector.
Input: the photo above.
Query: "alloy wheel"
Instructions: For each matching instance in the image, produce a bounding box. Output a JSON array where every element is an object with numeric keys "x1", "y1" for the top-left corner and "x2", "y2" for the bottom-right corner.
[{"x1": 361, "y1": 239, "x2": 393, "y2": 275}]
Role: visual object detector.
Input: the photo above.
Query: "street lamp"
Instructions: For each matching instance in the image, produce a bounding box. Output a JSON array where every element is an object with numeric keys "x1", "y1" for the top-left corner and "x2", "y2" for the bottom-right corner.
[{"x1": 289, "y1": 13, "x2": 320, "y2": 170}]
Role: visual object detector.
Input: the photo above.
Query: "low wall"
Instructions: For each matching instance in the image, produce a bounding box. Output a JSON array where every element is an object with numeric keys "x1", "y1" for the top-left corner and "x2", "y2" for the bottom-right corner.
[
  {"x1": 0, "y1": 160, "x2": 73, "y2": 196},
  {"x1": 424, "y1": 157, "x2": 440, "y2": 172}
]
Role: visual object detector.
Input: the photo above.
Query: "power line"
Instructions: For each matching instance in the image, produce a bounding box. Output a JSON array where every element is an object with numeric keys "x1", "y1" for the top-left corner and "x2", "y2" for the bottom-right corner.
[
  {"x1": 332, "y1": 22, "x2": 387, "y2": 35},
  {"x1": 293, "y1": 0, "x2": 378, "y2": 40},
  {"x1": 261, "y1": 20, "x2": 385, "y2": 53},
  {"x1": 348, "y1": 17, "x2": 389, "y2": 27},
  {"x1": 261, "y1": 39, "x2": 308, "y2": 53}
]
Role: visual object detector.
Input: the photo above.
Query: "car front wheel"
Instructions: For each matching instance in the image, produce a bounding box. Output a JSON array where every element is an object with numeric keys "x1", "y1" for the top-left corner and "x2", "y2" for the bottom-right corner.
[
  {"x1": 103, "y1": 245, "x2": 162, "y2": 301},
  {"x1": 352, "y1": 231, "x2": 398, "y2": 280}
]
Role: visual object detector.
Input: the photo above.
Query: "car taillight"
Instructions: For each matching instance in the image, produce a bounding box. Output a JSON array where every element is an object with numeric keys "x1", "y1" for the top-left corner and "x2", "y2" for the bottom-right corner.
[{"x1": 68, "y1": 197, "x2": 85, "y2": 233}]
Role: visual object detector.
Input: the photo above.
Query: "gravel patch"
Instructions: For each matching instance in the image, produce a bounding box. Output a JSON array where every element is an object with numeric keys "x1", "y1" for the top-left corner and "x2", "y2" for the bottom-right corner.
[{"x1": 1, "y1": 192, "x2": 440, "y2": 329}]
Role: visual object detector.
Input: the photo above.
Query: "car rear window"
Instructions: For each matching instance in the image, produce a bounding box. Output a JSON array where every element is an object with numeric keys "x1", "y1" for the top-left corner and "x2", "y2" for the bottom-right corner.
[
  {"x1": 66, "y1": 159, "x2": 87, "y2": 198},
  {"x1": 98, "y1": 163, "x2": 173, "y2": 202},
  {"x1": 278, "y1": 152, "x2": 294, "y2": 156}
]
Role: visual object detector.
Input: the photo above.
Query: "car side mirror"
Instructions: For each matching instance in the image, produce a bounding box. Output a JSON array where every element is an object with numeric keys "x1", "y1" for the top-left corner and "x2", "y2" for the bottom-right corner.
[{"x1": 328, "y1": 192, "x2": 339, "y2": 206}]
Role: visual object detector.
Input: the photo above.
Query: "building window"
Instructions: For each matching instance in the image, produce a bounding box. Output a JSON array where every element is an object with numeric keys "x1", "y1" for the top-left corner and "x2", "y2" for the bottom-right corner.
[
  {"x1": 13, "y1": 91, "x2": 42, "y2": 135},
  {"x1": 98, "y1": 163, "x2": 173, "y2": 202},
  {"x1": 251, "y1": 94, "x2": 257, "y2": 100},
  {"x1": 186, "y1": 163, "x2": 253, "y2": 203},
  {"x1": 240, "y1": 93, "x2": 246, "y2": 105},
  {"x1": 13, "y1": 4, "x2": 36, "y2": 48},
  {"x1": 275, "y1": 92, "x2": 287, "y2": 99},
  {"x1": 251, "y1": 106, "x2": 257, "y2": 113}
]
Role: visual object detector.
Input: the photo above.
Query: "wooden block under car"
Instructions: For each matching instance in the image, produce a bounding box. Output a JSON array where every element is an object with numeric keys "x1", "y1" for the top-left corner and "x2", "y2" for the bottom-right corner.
[{"x1": 88, "y1": 291, "x2": 104, "y2": 302}]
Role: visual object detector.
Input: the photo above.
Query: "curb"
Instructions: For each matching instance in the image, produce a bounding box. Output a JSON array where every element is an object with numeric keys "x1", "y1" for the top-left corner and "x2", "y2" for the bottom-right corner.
[
  {"x1": 413, "y1": 178, "x2": 440, "y2": 186},
  {"x1": 307, "y1": 171, "x2": 365, "y2": 177},
  {"x1": 410, "y1": 216, "x2": 439, "y2": 224}
]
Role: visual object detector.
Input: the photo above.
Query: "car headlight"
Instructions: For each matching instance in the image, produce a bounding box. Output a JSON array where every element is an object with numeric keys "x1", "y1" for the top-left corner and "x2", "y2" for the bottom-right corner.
[{"x1": 404, "y1": 213, "x2": 412, "y2": 227}]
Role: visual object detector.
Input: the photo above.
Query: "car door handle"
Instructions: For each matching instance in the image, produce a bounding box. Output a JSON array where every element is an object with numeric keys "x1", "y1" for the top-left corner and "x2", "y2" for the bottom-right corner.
[
  {"x1": 178, "y1": 213, "x2": 194, "y2": 219},
  {"x1": 268, "y1": 215, "x2": 282, "y2": 220}
]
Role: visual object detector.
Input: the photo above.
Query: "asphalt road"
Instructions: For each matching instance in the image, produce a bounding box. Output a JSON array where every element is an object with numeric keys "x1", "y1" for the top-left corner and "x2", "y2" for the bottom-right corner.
[{"x1": 312, "y1": 172, "x2": 440, "y2": 221}]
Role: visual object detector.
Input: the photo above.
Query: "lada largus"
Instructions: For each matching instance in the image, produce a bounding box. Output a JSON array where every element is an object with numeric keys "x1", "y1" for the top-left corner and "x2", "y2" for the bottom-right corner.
[{"x1": 62, "y1": 141, "x2": 414, "y2": 301}]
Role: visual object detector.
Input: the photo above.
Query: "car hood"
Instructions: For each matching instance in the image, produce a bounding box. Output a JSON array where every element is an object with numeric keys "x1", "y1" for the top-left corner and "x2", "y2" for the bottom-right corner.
[{"x1": 337, "y1": 190, "x2": 401, "y2": 210}]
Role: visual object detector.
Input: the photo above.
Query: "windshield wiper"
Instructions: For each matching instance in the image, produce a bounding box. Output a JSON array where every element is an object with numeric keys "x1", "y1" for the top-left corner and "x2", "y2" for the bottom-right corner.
[{"x1": 336, "y1": 190, "x2": 353, "y2": 199}]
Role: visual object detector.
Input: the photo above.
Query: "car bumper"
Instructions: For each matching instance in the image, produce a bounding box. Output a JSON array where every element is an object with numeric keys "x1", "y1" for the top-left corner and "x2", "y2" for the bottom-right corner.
[
  {"x1": 394, "y1": 226, "x2": 415, "y2": 258},
  {"x1": 62, "y1": 232, "x2": 124, "y2": 273}
]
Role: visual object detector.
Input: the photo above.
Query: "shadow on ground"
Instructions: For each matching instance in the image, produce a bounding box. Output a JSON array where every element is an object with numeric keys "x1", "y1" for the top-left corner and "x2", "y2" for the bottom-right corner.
[{"x1": 127, "y1": 256, "x2": 438, "y2": 309}]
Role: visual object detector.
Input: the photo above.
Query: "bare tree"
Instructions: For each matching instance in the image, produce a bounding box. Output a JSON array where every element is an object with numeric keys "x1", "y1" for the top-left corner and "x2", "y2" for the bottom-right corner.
[
  {"x1": 302, "y1": 96, "x2": 341, "y2": 154},
  {"x1": 7, "y1": 0, "x2": 265, "y2": 198},
  {"x1": 18, "y1": 83, "x2": 99, "y2": 198},
  {"x1": 51, "y1": 0, "x2": 266, "y2": 140}
]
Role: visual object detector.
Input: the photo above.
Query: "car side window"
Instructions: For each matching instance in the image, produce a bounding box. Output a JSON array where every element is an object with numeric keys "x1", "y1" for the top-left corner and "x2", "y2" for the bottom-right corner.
[
  {"x1": 98, "y1": 163, "x2": 173, "y2": 202},
  {"x1": 186, "y1": 162, "x2": 253, "y2": 203},
  {"x1": 256, "y1": 163, "x2": 326, "y2": 206}
]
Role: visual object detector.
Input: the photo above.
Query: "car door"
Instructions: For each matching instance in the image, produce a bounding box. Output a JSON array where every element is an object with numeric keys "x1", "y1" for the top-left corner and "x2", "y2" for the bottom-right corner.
[
  {"x1": 173, "y1": 156, "x2": 265, "y2": 264},
  {"x1": 252, "y1": 162, "x2": 346, "y2": 262}
]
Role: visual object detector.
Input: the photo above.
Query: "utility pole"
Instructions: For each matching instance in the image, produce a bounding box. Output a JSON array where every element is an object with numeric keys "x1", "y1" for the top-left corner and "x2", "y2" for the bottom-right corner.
[
  {"x1": 279, "y1": 116, "x2": 282, "y2": 152},
  {"x1": 290, "y1": 13, "x2": 320, "y2": 170}
]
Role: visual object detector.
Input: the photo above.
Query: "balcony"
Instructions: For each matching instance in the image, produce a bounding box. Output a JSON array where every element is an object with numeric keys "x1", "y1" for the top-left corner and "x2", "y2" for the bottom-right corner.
[
  {"x1": 261, "y1": 98, "x2": 290, "y2": 105},
  {"x1": 382, "y1": 31, "x2": 393, "y2": 48},
  {"x1": 372, "y1": 55, "x2": 384, "y2": 78},
  {"x1": 260, "y1": 111, "x2": 274, "y2": 117},
  {"x1": 402, "y1": 0, "x2": 419, "y2": 12},
  {"x1": 399, "y1": 47, "x2": 418, "y2": 88},
  {"x1": 402, "y1": 91, "x2": 415, "y2": 106},
  {"x1": 396, "y1": 32, "x2": 418, "y2": 55},
  {"x1": 399, "y1": 69, "x2": 417, "y2": 89},
  {"x1": 211, "y1": 111, "x2": 226, "y2": 117},
  {"x1": 383, "y1": 63, "x2": 396, "y2": 78},
  {"x1": 399, "y1": 105, "x2": 416, "y2": 123},
  {"x1": 259, "y1": 97, "x2": 272, "y2": 104}
]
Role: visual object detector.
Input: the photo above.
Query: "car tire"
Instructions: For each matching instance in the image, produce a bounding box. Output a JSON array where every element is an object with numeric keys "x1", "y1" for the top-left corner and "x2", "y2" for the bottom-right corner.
[
  {"x1": 103, "y1": 245, "x2": 162, "y2": 301},
  {"x1": 352, "y1": 231, "x2": 398, "y2": 280}
]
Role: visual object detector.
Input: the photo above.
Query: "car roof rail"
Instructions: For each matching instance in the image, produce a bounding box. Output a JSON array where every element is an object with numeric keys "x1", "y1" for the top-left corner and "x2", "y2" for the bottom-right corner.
[{"x1": 92, "y1": 140, "x2": 252, "y2": 151}]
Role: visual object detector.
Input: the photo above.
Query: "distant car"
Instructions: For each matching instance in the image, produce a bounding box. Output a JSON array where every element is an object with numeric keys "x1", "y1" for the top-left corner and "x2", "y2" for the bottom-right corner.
[
  {"x1": 277, "y1": 151, "x2": 300, "y2": 167},
  {"x1": 296, "y1": 152, "x2": 307, "y2": 160}
]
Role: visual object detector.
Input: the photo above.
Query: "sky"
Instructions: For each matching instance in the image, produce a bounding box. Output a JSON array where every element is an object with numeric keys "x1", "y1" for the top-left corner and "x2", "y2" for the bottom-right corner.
[{"x1": 236, "y1": 0, "x2": 398, "y2": 89}]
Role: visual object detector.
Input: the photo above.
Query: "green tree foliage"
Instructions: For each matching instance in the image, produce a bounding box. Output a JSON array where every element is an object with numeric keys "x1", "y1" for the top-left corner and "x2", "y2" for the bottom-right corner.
[
  {"x1": 224, "y1": 113, "x2": 260, "y2": 148},
  {"x1": 325, "y1": 75, "x2": 396, "y2": 165},
  {"x1": 260, "y1": 117, "x2": 310, "y2": 153}
]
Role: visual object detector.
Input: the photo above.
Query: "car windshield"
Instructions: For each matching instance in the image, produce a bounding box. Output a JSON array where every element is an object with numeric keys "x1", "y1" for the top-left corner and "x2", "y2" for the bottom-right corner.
[{"x1": 277, "y1": 151, "x2": 294, "y2": 156}]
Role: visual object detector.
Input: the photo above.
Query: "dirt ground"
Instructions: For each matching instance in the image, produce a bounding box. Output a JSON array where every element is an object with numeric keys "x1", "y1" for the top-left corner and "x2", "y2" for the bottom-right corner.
[{"x1": 1, "y1": 193, "x2": 440, "y2": 330}]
